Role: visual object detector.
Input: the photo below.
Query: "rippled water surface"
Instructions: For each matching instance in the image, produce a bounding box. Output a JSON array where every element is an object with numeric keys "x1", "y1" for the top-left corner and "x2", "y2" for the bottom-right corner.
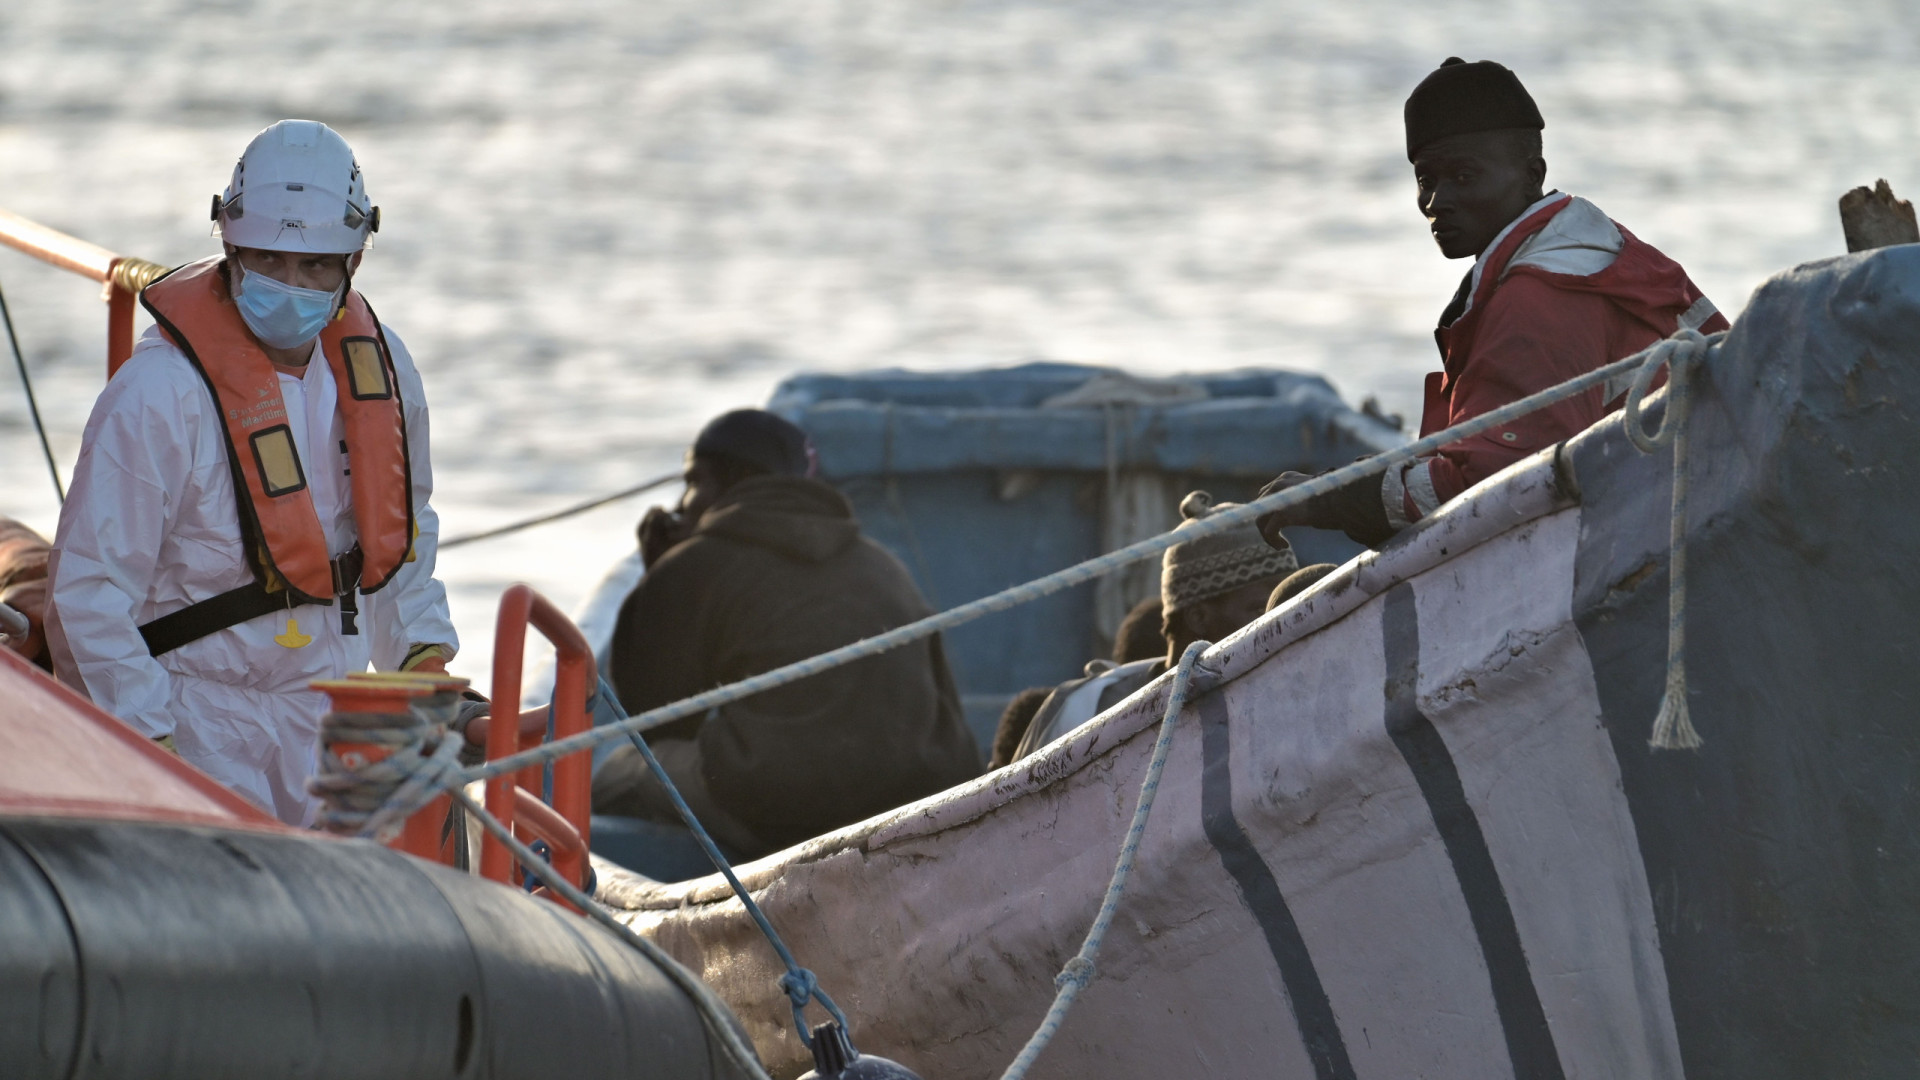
[{"x1": 2, "y1": 0, "x2": 1914, "y2": 676}]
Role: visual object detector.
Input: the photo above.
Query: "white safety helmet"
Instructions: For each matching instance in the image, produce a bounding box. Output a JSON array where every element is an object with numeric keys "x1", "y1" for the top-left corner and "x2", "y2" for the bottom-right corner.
[{"x1": 212, "y1": 120, "x2": 379, "y2": 254}]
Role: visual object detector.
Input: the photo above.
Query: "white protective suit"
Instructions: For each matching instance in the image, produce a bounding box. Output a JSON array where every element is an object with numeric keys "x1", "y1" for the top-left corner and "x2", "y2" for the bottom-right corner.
[{"x1": 47, "y1": 322, "x2": 456, "y2": 825}]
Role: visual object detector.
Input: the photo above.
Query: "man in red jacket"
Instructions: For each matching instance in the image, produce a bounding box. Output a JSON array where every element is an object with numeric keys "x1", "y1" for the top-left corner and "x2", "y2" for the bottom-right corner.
[{"x1": 1258, "y1": 58, "x2": 1729, "y2": 548}]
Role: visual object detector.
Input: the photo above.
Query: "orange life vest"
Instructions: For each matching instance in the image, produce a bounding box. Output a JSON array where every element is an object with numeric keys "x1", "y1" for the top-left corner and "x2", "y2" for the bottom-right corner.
[{"x1": 140, "y1": 256, "x2": 414, "y2": 604}]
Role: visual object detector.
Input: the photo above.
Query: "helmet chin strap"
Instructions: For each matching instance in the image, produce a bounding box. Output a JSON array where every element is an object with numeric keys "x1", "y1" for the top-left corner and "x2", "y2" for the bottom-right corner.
[{"x1": 334, "y1": 253, "x2": 355, "y2": 320}]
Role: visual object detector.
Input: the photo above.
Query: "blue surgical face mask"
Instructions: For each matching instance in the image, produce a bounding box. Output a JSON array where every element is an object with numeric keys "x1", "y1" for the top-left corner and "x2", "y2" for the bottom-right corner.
[{"x1": 234, "y1": 265, "x2": 340, "y2": 350}]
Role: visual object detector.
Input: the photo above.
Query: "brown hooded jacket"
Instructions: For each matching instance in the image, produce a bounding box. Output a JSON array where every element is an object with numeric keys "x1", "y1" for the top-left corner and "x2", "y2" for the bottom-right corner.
[{"x1": 603, "y1": 475, "x2": 979, "y2": 853}]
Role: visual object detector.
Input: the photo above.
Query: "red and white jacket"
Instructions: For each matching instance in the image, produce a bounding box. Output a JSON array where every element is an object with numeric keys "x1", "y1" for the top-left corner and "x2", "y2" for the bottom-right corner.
[{"x1": 1386, "y1": 193, "x2": 1730, "y2": 528}]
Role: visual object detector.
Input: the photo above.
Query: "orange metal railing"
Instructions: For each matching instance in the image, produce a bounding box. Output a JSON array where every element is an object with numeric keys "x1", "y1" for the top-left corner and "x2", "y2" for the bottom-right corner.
[
  {"x1": 312, "y1": 584, "x2": 597, "y2": 910},
  {"x1": 0, "y1": 208, "x2": 171, "y2": 377},
  {"x1": 482, "y1": 584, "x2": 595, "y2": 905}
]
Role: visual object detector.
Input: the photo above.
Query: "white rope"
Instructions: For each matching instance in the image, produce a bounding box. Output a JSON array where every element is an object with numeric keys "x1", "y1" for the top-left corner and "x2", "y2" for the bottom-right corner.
[
  {"x1": 420, "y1": 336, "x2": 1688, "y2": 803},
  {"x1": 439, "y1": 469, "x2": 681, "y2": 549},
  {"x1": 998, "y1": 640, "x2": 1212, "y2": 1080},
  {"x1": 334, "y1": 325, "x2": 1730, "y2": 1078},
  {"x1": 1622, "y1": 327, "x2": 1726, "y2": 750},
  {"x1": 309, "y1": 690, "x2": 466, "y2": 841}
]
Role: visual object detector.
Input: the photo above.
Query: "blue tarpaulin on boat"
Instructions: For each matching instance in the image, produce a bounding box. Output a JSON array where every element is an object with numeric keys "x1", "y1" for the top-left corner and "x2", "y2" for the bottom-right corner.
[{"x1": 772, "y1": 362, "x2": 1398, "y2": 476}]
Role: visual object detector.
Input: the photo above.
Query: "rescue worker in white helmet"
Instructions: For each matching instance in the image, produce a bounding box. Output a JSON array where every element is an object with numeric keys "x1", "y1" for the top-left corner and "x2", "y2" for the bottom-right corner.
[{"x1": 44, "y1": 120, "x2": 458, "y2": 825}]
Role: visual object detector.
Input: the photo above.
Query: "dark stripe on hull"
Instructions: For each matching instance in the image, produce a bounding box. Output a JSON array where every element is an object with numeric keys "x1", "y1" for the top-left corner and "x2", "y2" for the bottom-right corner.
[
  {"x1": 1381, "y1": 584, "x2": 1567, "y2": 1080},
  {"x1": 1197, "y1": 691, "x2": 1357, "y2": 1080}
]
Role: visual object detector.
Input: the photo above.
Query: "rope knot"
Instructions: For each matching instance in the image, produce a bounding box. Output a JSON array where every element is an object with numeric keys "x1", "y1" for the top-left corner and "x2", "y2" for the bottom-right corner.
[
  {"x1": 1622, "y1": 327, "x2": 1724, "y2": 454},
  {"x1": 1054, "y1": 956, "x2": 1096, "y2": 990},
  {"x1": 781, "y1": 967, "x2": 821, "y2": 1008}
]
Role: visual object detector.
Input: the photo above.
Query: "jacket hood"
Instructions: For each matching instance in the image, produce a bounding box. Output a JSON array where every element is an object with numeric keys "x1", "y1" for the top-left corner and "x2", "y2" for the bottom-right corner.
[
  {"x1": 1459, "y1": 192, "x2": 1716, "y2": 336},
  {"x1": 694, "y1": 475, "x2": 859, "y2": 563},
  {"x1": 1506, "y1": 195, "x2": 1623, "y2": 278},
  {"x1": 1510, "y1": 201, "x2": 1723, "y2": 338},
  {"x1": 1455, "y1": 193, "x2": 1620, "y2": 321}
]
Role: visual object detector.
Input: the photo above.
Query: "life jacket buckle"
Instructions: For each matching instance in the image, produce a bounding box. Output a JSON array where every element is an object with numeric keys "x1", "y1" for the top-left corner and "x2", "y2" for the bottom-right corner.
[{"x1": 331, "y1": 546, "x2": 365, "y2": 636}]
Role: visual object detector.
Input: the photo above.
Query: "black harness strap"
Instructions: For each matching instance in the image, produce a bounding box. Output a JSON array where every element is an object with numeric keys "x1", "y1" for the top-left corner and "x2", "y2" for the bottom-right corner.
[{"x1": 138, "y1": 547, "x2": 363, "y2": 657}]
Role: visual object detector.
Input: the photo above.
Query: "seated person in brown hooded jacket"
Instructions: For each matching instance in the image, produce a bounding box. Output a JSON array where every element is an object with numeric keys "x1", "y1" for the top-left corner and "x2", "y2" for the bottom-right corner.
[{"x1": 593, "y1": 410, "x2": 981, "y2": 857}]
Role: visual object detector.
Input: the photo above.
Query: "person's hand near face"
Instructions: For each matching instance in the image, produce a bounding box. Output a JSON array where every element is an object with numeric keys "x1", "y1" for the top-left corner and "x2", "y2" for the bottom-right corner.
[{"x1": 638, "y1": 456, "x2": 731, "y2": 567}]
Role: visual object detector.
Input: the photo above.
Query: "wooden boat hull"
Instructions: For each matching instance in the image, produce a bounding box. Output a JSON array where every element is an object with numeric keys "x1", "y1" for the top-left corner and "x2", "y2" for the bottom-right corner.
[{"x1": 601, "y1": 246, "x2": 1920, "y2": 1079}]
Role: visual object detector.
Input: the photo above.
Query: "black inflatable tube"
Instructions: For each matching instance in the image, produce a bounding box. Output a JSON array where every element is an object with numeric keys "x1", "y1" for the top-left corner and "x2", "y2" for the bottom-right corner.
[{"x1": 0, "y1": 817, "x2": 760, "y2": 1080}]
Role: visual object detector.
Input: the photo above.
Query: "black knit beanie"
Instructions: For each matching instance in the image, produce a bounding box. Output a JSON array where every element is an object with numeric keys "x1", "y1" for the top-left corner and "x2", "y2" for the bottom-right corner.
[
  {"x1": 1404, "y1": 57, "x2": 1544, "y2": 160},
  {"x1": 691, "y1": 409, "x2": 813, "y2": 477}
]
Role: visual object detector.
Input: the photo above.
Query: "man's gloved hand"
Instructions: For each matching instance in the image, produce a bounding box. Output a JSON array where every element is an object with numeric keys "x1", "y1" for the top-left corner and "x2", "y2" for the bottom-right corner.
[
  {"x1": 0, "y1": 579, "x2": 48, "y2": 668},
  {"x1": 1255, "y1": 466, "x2": 1396, "y2": 549},
  {"x1": 452, "y1": 693, "x2": 491, "y2": 768},
  {"x1": 636, "y1": 506, "x2": 693, "y2": 568}
]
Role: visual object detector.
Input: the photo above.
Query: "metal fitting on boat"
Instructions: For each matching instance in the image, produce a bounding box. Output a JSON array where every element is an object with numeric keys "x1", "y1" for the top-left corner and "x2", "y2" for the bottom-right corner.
[{"x1": 797, "y1": 1022, "x2": 925, "y2": 1080}]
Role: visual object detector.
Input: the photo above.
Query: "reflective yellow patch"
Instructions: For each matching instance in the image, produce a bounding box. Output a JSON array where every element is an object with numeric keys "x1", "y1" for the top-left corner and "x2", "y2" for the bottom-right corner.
[
  {"x1": 343, "y1": 338, "x2": 391, "y2": 400},
  {"x1": 249, "y1": 425, "x2": 307, "y2": 497}
]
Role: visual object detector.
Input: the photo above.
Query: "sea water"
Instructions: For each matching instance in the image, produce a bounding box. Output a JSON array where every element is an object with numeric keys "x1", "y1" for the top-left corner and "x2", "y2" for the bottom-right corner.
[{"x1": 1, "y1": 0, "x2": 1914, "y2": 681}]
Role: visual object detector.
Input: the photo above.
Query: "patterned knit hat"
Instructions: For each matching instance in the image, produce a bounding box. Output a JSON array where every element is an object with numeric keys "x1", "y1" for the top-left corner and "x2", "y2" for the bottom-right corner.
[{"x1": 1161, "y1": 491, "x2": 1298, "y2": 618}]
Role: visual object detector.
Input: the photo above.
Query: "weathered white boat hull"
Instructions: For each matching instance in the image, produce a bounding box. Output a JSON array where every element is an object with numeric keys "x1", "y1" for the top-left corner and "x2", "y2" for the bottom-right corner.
[
  {"x1": 601, "y1": 246, "x2": 1920, "y2": 1079},
  {"x1": 603, "y1": 458, "x2": 1677, "y2": 1079}
]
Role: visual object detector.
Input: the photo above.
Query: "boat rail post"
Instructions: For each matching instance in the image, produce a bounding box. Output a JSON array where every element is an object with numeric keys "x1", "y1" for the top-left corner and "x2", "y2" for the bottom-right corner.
[
  {"x1": 483, "y1": 583, "x2": 594, "y2": 903},
  {"x1": 0, "y1": 208, "x2": 169, "y2": 377},
  {"x1": 106, "y1": 262, "x2": 137, "y2": 376}
]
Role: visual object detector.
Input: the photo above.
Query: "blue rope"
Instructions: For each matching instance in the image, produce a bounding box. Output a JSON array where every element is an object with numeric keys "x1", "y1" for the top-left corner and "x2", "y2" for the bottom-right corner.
[
  {"x1": 595, "y1": 677, "x2": 850, "y2": 1047},
  {"x1": 446, "y1": 339, "x2": 1681, "y2": 792},
  {"x1": 442, "y1": 783, "x2": 776, "y2": 1080},
  {"x1": 998, "y1": 640, "x2": 1211, "y2": 1080},
  {"x1": 0, "y1": 275, "x2": 65, "y2": 504}
]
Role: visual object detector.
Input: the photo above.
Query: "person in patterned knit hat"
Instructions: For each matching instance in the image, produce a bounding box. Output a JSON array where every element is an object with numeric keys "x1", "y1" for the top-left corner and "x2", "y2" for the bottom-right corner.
[
  {"x1": 1159, "y1": 490, "x2": 1299, "y2": 663},
  {"x1": 998, "y1": 491, "x2": 1296, "y2": 764}
]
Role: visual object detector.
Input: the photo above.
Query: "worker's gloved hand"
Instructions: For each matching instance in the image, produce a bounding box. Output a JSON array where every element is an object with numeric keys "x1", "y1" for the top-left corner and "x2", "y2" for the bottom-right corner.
[
  {"x1": 1255, "y1": 466, "x2": 1397, "y2": 548},
  {"x1": 636, "y1": 506, "x2": 693, "y2": 568},
  {"x1": 1254, "y1": 472, "x2": 1315, "y2": 549},
  {"x1": 399, "y1": 642, "x2": 451, "y2": 673},
  {"x1": 452, "y1": 694, "x2": 491, "y2": 768},
  {"x1": 0, "y1": 580, "x2": 48, "y2": 668}
]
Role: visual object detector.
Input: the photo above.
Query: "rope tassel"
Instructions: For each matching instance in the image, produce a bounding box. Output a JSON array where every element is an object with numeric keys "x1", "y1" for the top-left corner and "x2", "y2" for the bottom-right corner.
[{"x1": 1621, "y1": 328, "x2": 1724, "y2": 751}]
